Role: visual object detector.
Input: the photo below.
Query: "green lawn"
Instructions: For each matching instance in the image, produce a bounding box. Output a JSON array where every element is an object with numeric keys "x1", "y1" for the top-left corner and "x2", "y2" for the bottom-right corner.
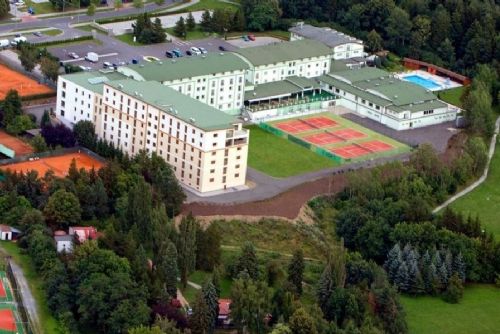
[
  {"x1": 178, "y1": 282, "x2": 199, "y2": 305},
  {"x1": 0, "y1": 242, "x2": 61, "y2": 334},
  {"x1": 402, "y1": 284, "x2": 500, "y2": 334},
  {"x1": 115, "y1": 33, "x2": 144, "y2": 46},
  {"x1": 165, "y1": 26, "x2": 211, "y2": 41},
  {"x1": 42, "y1": 28, "x2": 62, "y2": 36},
  {"x1": 75, "y1": 24, "x2": 107, "y2": 34},
  {"x1": 438, "y1": 86, "x2": 464, "y2": 107},
  {"x1": 451, "y1": 143, "x2": 500, "y2": 239},
  {"x1": 182, "y1": 0, "x2": 238, "y2": 11},
  {"x1": 246, "y1": 125, "x2": 336, "y2": 177},
  {"x1": 21, "y1": 1, "x2": 57, "y2": 14}
]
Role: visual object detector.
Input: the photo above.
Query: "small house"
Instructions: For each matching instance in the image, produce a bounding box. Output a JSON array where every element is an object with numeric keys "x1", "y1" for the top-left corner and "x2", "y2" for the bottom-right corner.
[
  {"x1": 54, "y1": 233, "x2": 74, "y2": 253},
  {"x1": 217, "y1": 299, "x2": 232, "y2": 327},
  {"x1": 69, "y1": 226, "x2": 99, "y2": 244},
  {"x1": 0, "y1": 225, "x2": 21, "y2": 241}
]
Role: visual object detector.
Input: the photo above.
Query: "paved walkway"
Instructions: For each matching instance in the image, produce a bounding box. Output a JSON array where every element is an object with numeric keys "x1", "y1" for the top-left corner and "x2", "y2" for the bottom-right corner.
[
  {"x1": 8, "y1": 260, "x2": 42, "y2": 333},
  {"x1": 185, "y1": 152, "x2": 411, "y2": 204},
  {"x1": 433, "y1": 117, "x2": 500, "y2": 213}
]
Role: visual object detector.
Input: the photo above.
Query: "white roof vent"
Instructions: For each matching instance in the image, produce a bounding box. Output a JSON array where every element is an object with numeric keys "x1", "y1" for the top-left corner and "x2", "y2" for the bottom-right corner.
[
  {"x1": 134, "y1": 91, "x2": 138, "y2": 95},
  {"x1": 189, "y1": 117, "x2": 196, "y2": 123},
  {"x1": 118, "y1": 84, "x2": 124, "y2": 89},
  {"x1": 394, "y1": 95, "x2": 398, "y2": 98},
  {"x1": 158, "y1": 61, "x2": 163, "y2": 65}
]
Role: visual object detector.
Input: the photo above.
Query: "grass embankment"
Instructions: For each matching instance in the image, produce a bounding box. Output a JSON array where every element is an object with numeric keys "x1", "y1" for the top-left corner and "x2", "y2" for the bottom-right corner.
[
  {"x1": 0, "y1": 242, "x2": 61, "y2": 334},
  {"x1": 165, "y1": 26, "x2": 209, "y2": 41},
  {"x1": 451, "y1": 143, "x2": 500, "y2": 239},
  {"x1": 402, "y1": 284, "x2": 500, "y2": 334},
  {"x1": 245, "y1": 125, "x2": 336, "y2": 177},
  {"x1": 182, "y1": 0, "x2": 239, "y2": 11},
  {"x1": 42, "y1": 29, "x2": 63, "y2": 36},
  {"x1": 21, "y1": 1, "x2": 56, "y2": 15},
  {"x1": 438, "y1": 86, "x2": 465, "y2": 107},
  {"x1": 115, "y1": 33, "x2": 144, "y2": 46}
]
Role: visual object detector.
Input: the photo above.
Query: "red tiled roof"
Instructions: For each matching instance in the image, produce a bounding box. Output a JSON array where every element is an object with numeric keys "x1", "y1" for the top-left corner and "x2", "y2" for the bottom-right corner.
[
  {"x1": 69, "y1": 226, "x2": 98, "y2": 242},
  {"x1": 218, "y1": 299, "x2": 231, "y2": 316},
  {"x1": 0, "y1": 225, "x2": 10, "y2": 233}
]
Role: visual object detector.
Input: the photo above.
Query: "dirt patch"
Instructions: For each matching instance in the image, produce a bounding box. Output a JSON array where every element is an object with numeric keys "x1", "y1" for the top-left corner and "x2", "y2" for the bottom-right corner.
[
  {"x1": 182, "y1": 174, "x2": 348, "y2": 220},
  {"x1": 0, "y1": 130, "x2": 34, "y2": 156}
]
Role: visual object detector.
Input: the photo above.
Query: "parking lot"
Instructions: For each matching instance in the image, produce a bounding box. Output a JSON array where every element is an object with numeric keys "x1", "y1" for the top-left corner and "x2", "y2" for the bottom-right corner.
[
  {"x1": 47, "y1": 36, "x2": 237, "y2": 70},
  {"x1": 226, "y1": 36, "x2": 283, "y2": 48}
]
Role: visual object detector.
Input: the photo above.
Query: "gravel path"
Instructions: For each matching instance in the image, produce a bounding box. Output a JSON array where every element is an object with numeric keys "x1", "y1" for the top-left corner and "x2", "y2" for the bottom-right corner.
[{"x1": 433, "y1": 116, "x2": 500, "y2": 213}]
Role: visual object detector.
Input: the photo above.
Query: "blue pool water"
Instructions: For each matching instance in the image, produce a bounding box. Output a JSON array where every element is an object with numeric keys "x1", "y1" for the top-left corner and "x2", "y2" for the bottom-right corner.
[{"x1": 402, "y1": 74, "x2": 441, "y2": 90}]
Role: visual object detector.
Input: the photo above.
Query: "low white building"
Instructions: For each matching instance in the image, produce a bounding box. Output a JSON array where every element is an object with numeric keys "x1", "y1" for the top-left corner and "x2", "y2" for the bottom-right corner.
[
  {"x1": 318, "y1": 67, "x2": 459, "y2": 130},
  {"x1": 55, "y1": 235, "x2": 74, "y2": 253},
  {"x1": 289, "y1": 23, "x2": 364, "y2": 61},
  {"x1": 235, "y1": 39, "x2": 332, "y2": 85}
]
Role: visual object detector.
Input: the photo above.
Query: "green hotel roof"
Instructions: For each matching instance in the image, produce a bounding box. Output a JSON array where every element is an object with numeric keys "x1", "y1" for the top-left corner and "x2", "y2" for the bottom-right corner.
[
  {"x1": 118, "y1": 53, "x2": 249, "y2": 82},
  {"x1": 235, "y1": 39, "x2": 332, "y2": 66},
  {"x1": 106, "y1": 80, "x2": 240, "y2": 131},
  {"x1": 61, "y1": 70, "x2": 127, "y2": 93},
  {"x1": 329, "y1": 67, "x2": 389, "y2": 83}
]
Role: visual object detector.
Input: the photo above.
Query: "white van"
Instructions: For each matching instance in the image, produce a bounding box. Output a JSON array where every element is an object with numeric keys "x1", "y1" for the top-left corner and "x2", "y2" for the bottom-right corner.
[
  {"x1": 0, "y1": 39, "x2": 9, "y2": 48},
  {"x1": 11, "y1": 36, "x2": 27, "y2": 45}
]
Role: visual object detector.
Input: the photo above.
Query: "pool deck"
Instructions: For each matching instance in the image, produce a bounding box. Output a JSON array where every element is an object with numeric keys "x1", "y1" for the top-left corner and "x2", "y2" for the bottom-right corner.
[{"x1": 397, "y1": 70, "x2": 462, "y2": 92}]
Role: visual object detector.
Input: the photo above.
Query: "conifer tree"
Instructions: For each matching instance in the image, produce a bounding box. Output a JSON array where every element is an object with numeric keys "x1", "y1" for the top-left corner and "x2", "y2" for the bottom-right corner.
[
  {"x1": 186, "y1": 12, "x2": 196, "y2": 31},
  {"x1": 202, "y1": 280, "x2": 219, "y2": 333},
  {"x1": 173, "y1": 16, "x2": 187, "y2": 38},
  {"x1": 452, "y1": 252, "x2": 466, "y2": 282},
  {"x1": 236, "y1": 242, "x2": 259, "y2": 280},
  {"x1": 395, "y1": 262, "x2": 409, "y2": 292},
  {"x1": 190, "y1": 292, "x2": 211, "y2": 334},
  {"x1": 317, "y1": 263, "x2": 334, "y2": 314},
  {"x1": 442, "y1": 273, "x2": 464, "y2": 304},
  {"x1": 384, "y1": 243, "x2": 402, "y2": 284},
  {"x1": 437, "y1": 263, "x2": 449, "y2": 290},
  {"x1": 287, "y1": 249, "x2": 305, "y2": 295},
  {"x1": 212, "y1": 266, "x2": 221, "y2": 298},
  {"x1": 177, "y1": 214, "x2": 197, "y2": 288},
  {"x1": 200, "y1": 10, "x2": 212, "y2": 32},
  {"x1": 164, "y1": 241, "x2": 178, "y2": 298}
]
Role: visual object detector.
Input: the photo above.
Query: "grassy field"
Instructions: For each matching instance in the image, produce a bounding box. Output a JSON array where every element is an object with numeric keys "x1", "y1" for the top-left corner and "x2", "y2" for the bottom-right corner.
[
  {"x1": 0, "y1": 242, "x2": 60, "y2": 334},
  {"x1": 438, "y1": 86, "x2": 465, "y2": 107},
  {"x1": 246, "y1": 125, "x2": 336, "y2": 177},
  {"x1": 450, "y1": 143, "x2": 500, "y2": 239},
  {"x1": 21, "y1": 1, "x2": 56, "y2": 14},
  {"x1": 402, "y1": 284, "x2": 500, "y2": 334}
]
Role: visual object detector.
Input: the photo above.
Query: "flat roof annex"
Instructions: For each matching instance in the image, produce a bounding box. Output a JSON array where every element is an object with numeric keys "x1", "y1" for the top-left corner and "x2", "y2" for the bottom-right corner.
[
  {"x1": 289, "y1": 24, "x2": 363, "y2": 48},
  {"x1": 106, "y1": 80, "x2": 240, "y2": 131},
  {"x1": 60, "y1": 70, "x2": 127, "y2": 93}
]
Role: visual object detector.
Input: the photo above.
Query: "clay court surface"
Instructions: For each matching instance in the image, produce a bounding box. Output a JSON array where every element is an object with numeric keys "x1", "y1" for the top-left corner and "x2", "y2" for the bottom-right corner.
[
  {"x1": 0, "y1": 280, "x2": 5, "y2": 300},
  {"x1": 275, "y1": 116, "x2": 338, "y2": 133},
  {"x1": 0, "y1": 152, "x2": 104, "y2": 177},
  {"x1": 0, "y1": 309, "x2": 15, "y2": 332},
  {"x1": 0, "y1": 64, "x2": 54, "y2": 100},
  {"x1": 0, "y1": 131, "x2": 34, "y2": 156},
  {"x1": 331, "y1": 140, "x2": 394, "y2": 159}
]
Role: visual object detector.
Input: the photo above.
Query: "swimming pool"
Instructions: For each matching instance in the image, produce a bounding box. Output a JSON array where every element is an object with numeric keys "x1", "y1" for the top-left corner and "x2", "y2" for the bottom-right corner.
[{"x1": 402, "y1": 74, "x2": 441, "y2": 90}]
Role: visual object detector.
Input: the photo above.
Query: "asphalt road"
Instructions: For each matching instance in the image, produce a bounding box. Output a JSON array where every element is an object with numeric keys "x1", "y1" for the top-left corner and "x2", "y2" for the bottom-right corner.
[{"x1": 0, "y1": 0, "x2": 175, "y2": 33}]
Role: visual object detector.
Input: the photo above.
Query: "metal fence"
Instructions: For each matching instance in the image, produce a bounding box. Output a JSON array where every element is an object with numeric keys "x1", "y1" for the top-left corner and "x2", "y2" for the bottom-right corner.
[
  {"x1": 6, "y1": 260, "x2": 37, "y2": 334},
  {"x1": 0, "y1": 146, "x2": 106, "y2": 166}
]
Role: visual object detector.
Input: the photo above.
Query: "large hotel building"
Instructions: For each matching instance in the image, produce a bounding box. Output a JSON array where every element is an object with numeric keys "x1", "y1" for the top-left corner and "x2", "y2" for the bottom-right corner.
[{"x1": 56, "y1": 36, "x2": 458, "y2": 193}]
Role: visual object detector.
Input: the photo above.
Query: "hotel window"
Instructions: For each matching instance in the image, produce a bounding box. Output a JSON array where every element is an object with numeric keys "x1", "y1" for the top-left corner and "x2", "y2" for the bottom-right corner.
[
  {"x1": 210, "y1": 178, "x2": 214, "y2": 182},
  {"x1": 235, "y1": 173, "x2": 239, "y2": 178}
]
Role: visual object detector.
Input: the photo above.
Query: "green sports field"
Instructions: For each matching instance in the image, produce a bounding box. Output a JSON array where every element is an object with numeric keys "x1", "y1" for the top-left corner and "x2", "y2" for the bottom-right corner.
[
  {"x1": 402, "y1": 284, "x2": 500, "y2": 334},
  {"x1": 451, "y1": 142, "x2": 500, "y2": 239},
  {"x1": 246, "y1": 125, "x2": 337, "y2": 177},
  {"x1": 0, "y1": 272, "x2": 13, "y2": 303}
]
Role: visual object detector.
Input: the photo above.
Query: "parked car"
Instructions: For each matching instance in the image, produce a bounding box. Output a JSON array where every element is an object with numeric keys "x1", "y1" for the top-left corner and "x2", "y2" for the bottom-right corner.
[
  {"x1": 242, "y1": 35, "x2": 249, "y2": 41},
  {"x1": 0, "y1": 39, "x2": 9, "y2": 48},
  {"x1": 68, "y1": 52, "x2": 79, "y2": 59},
  {"x1": 103, "y1": 61, "x2": 112, "y2": 68},
  {"x1": 185, "y1": 50, "x2": 192, "y2": 56},
  {"x1": 189, "y1": 46, "x2": 201, "y2": 55},
  {"x1": 10, "y1": 36, "x2": 27, "y2": 45},
  {"x1": 118, "y1": 61, "x2": 126, "y2": 66},
  {"x1": 248, "y1": 34, "x2": 255, "y2": 41},
  {"x1": 165, "y1": 51, "x2": 174, "y2": 58},
  {"x1": 218, "y1": 45, "x2": 226, "y2": 51},
  {"x1": 27, "y1": 7, "x2": 35, "y2": 15},
  {"x1": 131, "y1": 58, "x2": 139, "y2": 64},
  {"x1": 32, "y1": 31, "x2": 42, "y2": 37},
  {"x1": 198, "y1": 46, "x2": 207, "y2": 54},
  {"x1": 85, "y1": 52, "x2": 98, "y2": 63},
  {"x1": 172, "y1": 48, "x2": 183, "y2": 57}
]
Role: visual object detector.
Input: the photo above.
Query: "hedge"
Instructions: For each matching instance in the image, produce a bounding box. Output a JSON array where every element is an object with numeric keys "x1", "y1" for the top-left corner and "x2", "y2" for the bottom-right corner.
[
  {"x1": 32, "y1": 35, "x2": 93, "y2": 47},
  {"x1": 20, "y1": 92, "x2": 57, "y2": 101}
]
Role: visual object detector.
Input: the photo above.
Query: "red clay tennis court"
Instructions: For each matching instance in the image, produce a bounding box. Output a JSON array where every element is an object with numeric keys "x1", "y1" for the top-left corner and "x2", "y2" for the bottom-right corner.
[
  {"x1": 0, "y1": 152, "x2": 104, "y2": 177},
  {"x1": 0, "y1": 280, "x2": 5, "y2": 299},
  {"x1": 331, "y1": 140, "x2": 394, "y2": 159},
  {"x1": 0, "y1": 131, "x2": 34, "y2": 156},
  {"x1": 0, "y1": 64, "x2": 54, "y2": 100},
  {"x1": 304, "y1": 132, "x2": 343, "y2": 145},
  {"x1": 331, "y1": 128, "x2": 366, "y2": 140},
  {"x1": 0, "y1": 309, "x2": 15, "y2": 332},
  {"x1": 275, "y1": 116, "x2": 339, "y2": 134}
]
